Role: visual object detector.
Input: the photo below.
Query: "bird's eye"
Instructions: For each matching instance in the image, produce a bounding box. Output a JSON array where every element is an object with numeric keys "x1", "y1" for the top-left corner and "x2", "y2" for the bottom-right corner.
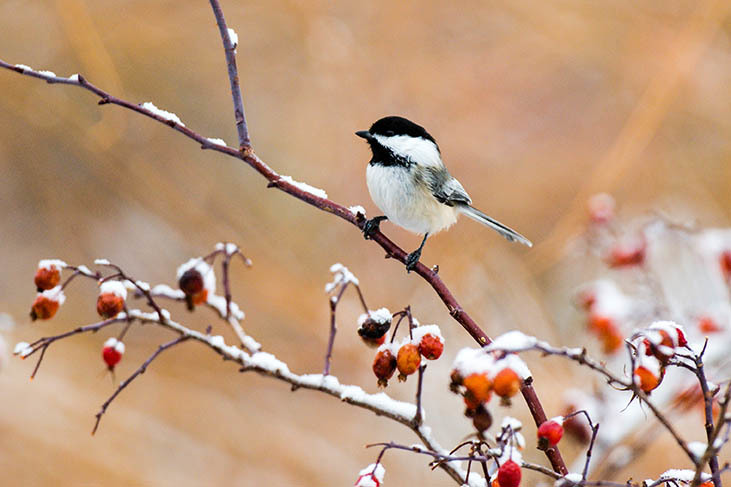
[{"x1": 385, "y1": 130, "x2": 395, "y2": 137}]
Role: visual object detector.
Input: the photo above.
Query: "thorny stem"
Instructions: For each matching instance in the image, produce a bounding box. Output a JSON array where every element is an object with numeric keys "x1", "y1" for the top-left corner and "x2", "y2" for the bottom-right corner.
[
  {"x1": 0, "y1": 4, "x2": 569, "y2": 472},
  {"x1": 92, "y1": 335, "x2": 190, "y2": 434}
]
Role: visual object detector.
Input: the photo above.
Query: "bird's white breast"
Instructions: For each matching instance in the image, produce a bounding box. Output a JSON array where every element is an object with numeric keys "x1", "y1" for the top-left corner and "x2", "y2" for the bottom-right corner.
[{"x1": 366, "y1": 164, "x2": 457, "y2": 235}]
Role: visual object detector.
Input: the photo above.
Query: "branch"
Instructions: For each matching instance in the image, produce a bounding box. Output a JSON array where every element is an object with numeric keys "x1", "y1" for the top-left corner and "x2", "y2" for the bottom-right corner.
[
  {"x1": 92, "y1": 335, "x2": 190, "y2": 434},
  {"x1": 208, "y1": 0, "x2": 250, "y2": 148},
  {"x1": 485, "y1": 335, "x2": 697, "y2": 463},
  {"x1": 0, "y1": 10, "x2": 567, "y2": 471}
]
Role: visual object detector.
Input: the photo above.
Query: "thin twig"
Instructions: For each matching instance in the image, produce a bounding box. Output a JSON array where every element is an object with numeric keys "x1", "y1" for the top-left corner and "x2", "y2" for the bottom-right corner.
[
  {"x1": 208, "y1": 0, "x2": 250, "y2": 148},
  {"x1": 92, "y1": 335, "x2": 190, "y2": 434},
  {"x1": 414, "y1": 364, "x2": 426, "y2": 425}
]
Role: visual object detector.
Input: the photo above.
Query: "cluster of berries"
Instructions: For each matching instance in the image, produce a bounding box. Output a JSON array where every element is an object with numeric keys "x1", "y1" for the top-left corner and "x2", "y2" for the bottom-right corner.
[
  {"x1": 28, "y1": 256, "x2": 218, "y2": 373},
  {"x1": 449, "y1": 348, "x2": 529, "y2": 434},
  {"x1": 363, "y1": 311, "x2": 444, "y2": 387},
  {"x1": 631, "y1": 321, "x2": 688, "y2": 393}
]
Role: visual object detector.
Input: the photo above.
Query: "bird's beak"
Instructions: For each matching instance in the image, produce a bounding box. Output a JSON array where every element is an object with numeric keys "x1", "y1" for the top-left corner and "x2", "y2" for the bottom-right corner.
[{"x1": 355, "y1": 130, "x2": 373, "y2": 141}]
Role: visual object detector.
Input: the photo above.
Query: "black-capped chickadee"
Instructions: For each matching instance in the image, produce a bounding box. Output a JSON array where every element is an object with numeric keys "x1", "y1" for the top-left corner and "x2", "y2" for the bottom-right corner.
[{"x1": 356, "y1": 116, "x2": 532, "y2": 272}]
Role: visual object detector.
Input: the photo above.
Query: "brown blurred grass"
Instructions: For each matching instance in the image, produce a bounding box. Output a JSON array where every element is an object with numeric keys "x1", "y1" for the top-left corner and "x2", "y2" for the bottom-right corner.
[{"x1": 1, "y1": 0, "x2": 730, "y2": 485}]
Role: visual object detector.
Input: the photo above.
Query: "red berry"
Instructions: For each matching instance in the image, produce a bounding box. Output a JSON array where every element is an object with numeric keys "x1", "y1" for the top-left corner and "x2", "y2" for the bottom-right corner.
[
  {"x1": 34, "y1": 267, "x2": 60, "y2": 291},
  {"x1": 720, "y1": 251, "x2": 731, "y2": 279},
  {"x1": 396, "y1": 343, "x2": 421, "y2": 381},
  {"x1": 102, "y1": 338, "x2": 125, "y2": 370},
  {"x1": 537, "y1": 420, "x2": 564, "y2": 447},
  {"x1": 497, "y1": 460, "x2": 521, "y2": 487},
  {"x1": 606, "y1": 241, "x2": 645, "y2": 267},
  {"x1": 418, "y1": 333, "x2": 443, "y2": 360},
  {"x1": 372, "y1": 348, "x2": 396, "y2": 387}
]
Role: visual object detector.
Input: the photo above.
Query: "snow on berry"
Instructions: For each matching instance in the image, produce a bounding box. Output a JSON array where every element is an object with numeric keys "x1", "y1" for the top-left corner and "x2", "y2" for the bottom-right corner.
[
  {"x1": 417, "y1": 333, "x2": 443, "y2": 360},
  {"x1": 102, "y1": 337, "x2": 125, "y2": 369},
  {"x1": 13, "y1": 342, "x2": 33, "y2": 358},
  {"x1": 30, "y1": 286, "x2": 66, "y2": 321},
  {"x1": 490, "y1": 354, "x2": 532, "y2": 381},
  {"x1": 606, "y1": 235, "x2": 646, "y2": 268},
  {"x1": 452, "y1": 347, "x2": 496, "y2": 378},
  {"x1": 177, "y1": 258, "x2": 215, "y2": 308},
  {"x1": 537, "y1": 418, "x2": 564, "y2": 448},
  {"x1": 354, "y1": 463, "x2": 385, "y2": 487},
  {"x1": 396, "y1": 342, "x2": 421, "y2": 381},
  {"x1": 96, "y1": 280, "x2": 128, "y2": 318},
  {"x1": 34, "y1": 259, "x2": 65, "y2": 291},
  {"x1": 410, "y1": 324, "x2": 444, "y2": 360},
  {"x1": 357, "y1": 308, "x2": 392, "y2": 347}
]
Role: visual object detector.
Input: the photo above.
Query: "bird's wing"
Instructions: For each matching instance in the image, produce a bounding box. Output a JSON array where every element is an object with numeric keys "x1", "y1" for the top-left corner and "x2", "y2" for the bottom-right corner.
[{"x1": 426, "y1": 167, "x2": 472, "y2": 206}]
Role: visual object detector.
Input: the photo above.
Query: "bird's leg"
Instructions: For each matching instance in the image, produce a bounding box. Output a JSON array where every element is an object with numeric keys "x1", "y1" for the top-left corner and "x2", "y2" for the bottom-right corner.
[
  {"x1": 362, "y1": 215, "x2": 388, "y2": 240},
  {"x1": 405, "y1": 233, "x2": 429, "y2": 272}
]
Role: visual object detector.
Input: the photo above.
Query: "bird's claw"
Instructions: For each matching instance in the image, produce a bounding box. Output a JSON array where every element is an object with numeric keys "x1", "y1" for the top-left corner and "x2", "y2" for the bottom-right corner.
[
  {"x1": 362, "y1": 216, "x2": 387, "y2": 240},
  {"x1": 405, "y1": 249, "x2": 422, "y2": 273}
]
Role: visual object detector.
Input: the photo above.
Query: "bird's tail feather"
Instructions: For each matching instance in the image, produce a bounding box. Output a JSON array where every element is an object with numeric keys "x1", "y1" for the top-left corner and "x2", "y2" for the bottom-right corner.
[{"x1": 457, "y1": 205, "x2": 533, "y2": 247}]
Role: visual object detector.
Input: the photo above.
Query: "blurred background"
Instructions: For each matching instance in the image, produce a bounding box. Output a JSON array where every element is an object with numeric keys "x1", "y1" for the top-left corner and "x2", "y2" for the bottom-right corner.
[{"x1": 1, "y1": 0, "x2": 730, "y2": 485}]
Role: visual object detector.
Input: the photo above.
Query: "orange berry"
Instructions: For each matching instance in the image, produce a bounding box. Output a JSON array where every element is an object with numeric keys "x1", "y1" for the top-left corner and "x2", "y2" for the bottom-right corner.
[
  {"x1": 34, "y1": 267, "x2": 60, "y2": 291},
  {"x1": 396, "y1": 343, "x2": 421, "y2": 381},
  {"x1": 463, "y1": 373, "x2": 492, "y2": 403},
  {"x1": 699, "y1": 316, "x2": 722, "y2": 334},
  {"x1": 97, "y1": 293, "x2": 125, "y2": 318},
  {"x1": 588, "y1": 314, "x2": 613, "y2": 334},
  {"x1": 30, "y1": 295, "x2": 60, "y2": 321},
  {"x1": 634, "y1": 366, "x2": 660, "y2": 393},
  {"x1": 493, "y1": 368, "x2": 522, "y2": 399},
  {"x1": 599, "y1": 325, "x2": 623, "y2": 354}
]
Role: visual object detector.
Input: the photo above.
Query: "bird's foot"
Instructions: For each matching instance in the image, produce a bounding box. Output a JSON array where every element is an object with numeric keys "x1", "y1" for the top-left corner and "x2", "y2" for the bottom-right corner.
[
  {"x1": 405, "y1": 249, "x2": 422, "y2": 273},
  {"x1": 362, "y1": 216, "x2": 388, "y2": 240}
]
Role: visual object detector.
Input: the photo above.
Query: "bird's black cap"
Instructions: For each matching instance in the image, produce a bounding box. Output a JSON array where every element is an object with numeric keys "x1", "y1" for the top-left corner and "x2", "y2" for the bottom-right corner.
[{"x1": 356, "y1": 116, "x2": 436, "y2": 144}]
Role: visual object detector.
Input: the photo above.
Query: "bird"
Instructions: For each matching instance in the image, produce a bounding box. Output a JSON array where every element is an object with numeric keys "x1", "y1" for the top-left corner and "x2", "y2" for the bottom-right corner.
[{"x1": 355, "y1": 115, "x2": 532, "y2": 272}]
